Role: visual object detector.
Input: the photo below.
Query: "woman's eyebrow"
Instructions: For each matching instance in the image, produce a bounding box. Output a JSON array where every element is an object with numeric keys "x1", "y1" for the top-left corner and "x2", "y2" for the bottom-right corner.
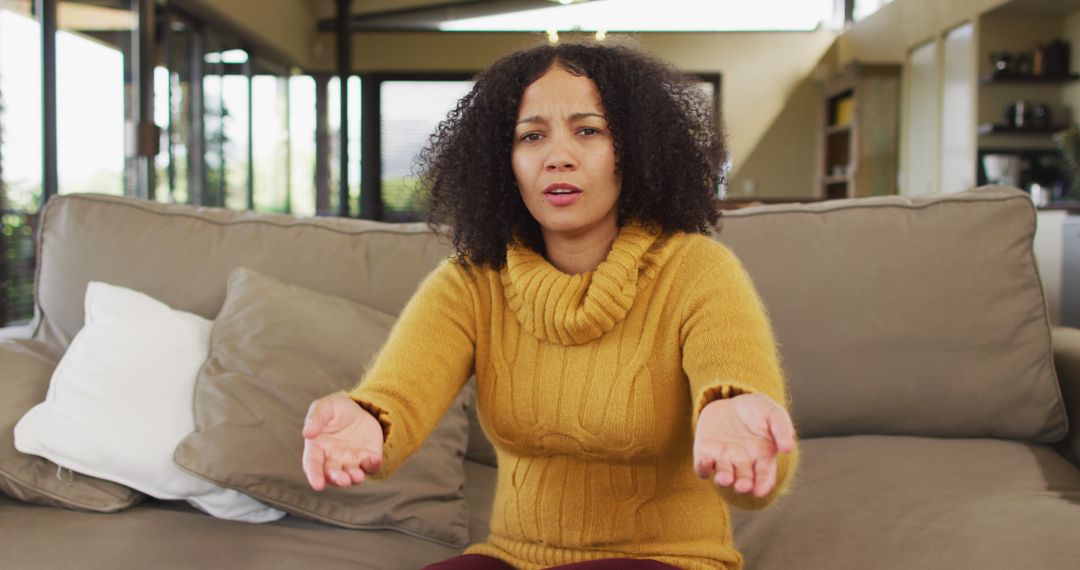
[{"x1": 515, "y1": 112, "x2": 606, "y2": 126}]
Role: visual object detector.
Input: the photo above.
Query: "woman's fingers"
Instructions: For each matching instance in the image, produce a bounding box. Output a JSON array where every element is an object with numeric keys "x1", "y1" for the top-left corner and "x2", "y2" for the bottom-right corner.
[
  {"x1": 360, "y1": 453, "x2": 383, "y2": 474},
  {"x1": 320, "y1": 447, "x2": 383, "y2": 488},
  {"x1": 702, "y1": 450, "x2": 777, "y2": 496},
  {"x1": 302, "y1": 398, "x2": 332, "y2": 439},
  {"x1": 711, "y1": 457, "x2": 735, "y2": 487},
  {"x1": 753, "y1": 454, "x2": 777, "y2": 498},
  {"x1": 324, "y1": 458, "x2": 351, "y2": 488},
  {"x1": 346, "y1": 465, "x2": 367, "y2": 485},
  {"x1": 732, "y1": 457, "x2": 754, "y2": 494},
  {"x1": 302, "y1": 440, "x2": 327, "y2": 491},
  {"x1": 694, "y1": 455, "x2": 716, "y2": 479},
  {"x1": 768, "y1": 406, "x2": 796, "y2": 453}
]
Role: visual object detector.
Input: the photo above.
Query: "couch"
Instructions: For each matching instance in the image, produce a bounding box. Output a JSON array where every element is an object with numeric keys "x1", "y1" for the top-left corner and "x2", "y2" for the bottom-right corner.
[{"x1": 1, "y1": 186, "x2": 1078, "y2": 569}]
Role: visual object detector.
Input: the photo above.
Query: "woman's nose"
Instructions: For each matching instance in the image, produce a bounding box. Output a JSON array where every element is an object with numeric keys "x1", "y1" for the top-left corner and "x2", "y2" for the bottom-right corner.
[{"x1": 544, "y1": 137, "x2": 577, "y2": 171}]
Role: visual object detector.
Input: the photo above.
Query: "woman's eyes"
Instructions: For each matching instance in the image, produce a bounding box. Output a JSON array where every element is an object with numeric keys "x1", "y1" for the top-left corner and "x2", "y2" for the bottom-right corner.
[{"x1": 517, "y1": 128, "x2": 603, "y2": 142}]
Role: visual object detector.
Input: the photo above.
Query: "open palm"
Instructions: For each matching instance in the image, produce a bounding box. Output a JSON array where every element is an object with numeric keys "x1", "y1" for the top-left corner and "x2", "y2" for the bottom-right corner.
[
  {"x1": 693, "y1": 393, "x2": 796, "y2": 498},
  {"x1": 301, "y1": 391, "x2": 385, "y2": 491}
]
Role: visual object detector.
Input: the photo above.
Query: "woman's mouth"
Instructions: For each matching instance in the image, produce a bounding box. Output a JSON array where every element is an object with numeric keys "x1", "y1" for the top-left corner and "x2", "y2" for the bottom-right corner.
[{"x1": 544, "y1": 183, "x2": 582, "y2": 206}]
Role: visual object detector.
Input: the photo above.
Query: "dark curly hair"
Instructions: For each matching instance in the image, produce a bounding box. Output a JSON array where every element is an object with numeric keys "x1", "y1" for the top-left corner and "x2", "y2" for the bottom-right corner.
[{"x1": 419, "y1": 39, "x2": 725, "y2": 269}]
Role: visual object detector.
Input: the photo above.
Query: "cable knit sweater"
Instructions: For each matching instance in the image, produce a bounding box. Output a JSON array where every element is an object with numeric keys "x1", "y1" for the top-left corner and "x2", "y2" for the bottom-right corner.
[{"x1": 348, "y1": 222, "x2": 798, "y2": 570}]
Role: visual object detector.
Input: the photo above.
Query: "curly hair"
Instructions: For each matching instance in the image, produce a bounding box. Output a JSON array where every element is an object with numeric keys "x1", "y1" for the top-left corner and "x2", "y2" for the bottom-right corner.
[{"x1": 419, "y1": 39, "x2": 726, "y2": 269}]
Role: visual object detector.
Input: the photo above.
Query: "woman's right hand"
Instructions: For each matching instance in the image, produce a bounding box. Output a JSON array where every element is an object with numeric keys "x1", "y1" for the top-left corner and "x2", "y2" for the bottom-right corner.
[{"x1": 301, "y1": 391, "x2": 385, "y2": 491}]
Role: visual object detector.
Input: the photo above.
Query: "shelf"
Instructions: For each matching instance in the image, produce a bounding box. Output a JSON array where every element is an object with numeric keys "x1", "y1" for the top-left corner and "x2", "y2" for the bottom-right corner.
[
  {"x1": 1037, "y1": 201, "x2": 1080, "y2": 213},
  {"x1": 978, "y1": 123, "x2": 1067, "y2": 136},
  {"x1": 979, "y1": 73, "x2": 1080, "y2": 85},
  {"x1": 822, "y1": 175, "x2": 850, "y2": 185},
  {"x1": 825, "y1": 124, "x2": 852, "y2": 136}
]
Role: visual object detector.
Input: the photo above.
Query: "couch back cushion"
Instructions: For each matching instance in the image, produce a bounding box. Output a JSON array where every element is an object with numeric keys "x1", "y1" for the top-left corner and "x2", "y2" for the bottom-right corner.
[
  {"x1": 717, "y1": 186, "x2": 1066, "y2": 441},
  {"x1": 32, "y1": 194, "x2": 453, "y2": 348},
  {"x1": 31, "y1": 187, "x2": 1067, "y2": 443}
]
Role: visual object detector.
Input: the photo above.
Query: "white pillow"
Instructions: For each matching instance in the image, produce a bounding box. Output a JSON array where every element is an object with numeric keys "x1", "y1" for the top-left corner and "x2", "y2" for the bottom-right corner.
[{"x1": 14, "y1": 282, "x2": 285, "y2": 523}]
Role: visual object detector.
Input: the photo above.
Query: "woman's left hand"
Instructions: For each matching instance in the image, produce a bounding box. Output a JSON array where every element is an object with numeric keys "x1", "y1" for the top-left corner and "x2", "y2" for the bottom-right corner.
[{"x1": 693, "y1": 393, "x2": 796, "y2": 498}]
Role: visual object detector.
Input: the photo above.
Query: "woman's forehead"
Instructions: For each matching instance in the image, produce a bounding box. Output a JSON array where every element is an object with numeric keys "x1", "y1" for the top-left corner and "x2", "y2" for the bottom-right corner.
[{"x1": 517, "y1": 66, "x2": 604, "y2": 118}]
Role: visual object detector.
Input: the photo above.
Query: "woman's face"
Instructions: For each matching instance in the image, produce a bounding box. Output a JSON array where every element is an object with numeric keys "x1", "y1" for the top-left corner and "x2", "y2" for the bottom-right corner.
[{"x1": 512, "y1": 65, "x2": 621, "y2": 241}]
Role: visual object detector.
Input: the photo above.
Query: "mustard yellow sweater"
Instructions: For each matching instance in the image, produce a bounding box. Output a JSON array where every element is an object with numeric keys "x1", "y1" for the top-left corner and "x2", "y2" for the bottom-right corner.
[{"x1": 349, "y1": 222, "x2": 798, "y2": 570}]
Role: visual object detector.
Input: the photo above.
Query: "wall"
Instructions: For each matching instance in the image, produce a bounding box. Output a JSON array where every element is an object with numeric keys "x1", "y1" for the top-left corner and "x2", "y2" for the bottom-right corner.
[{"x1": 828, "y1": 0, "x2": 1011, "y2": 71}]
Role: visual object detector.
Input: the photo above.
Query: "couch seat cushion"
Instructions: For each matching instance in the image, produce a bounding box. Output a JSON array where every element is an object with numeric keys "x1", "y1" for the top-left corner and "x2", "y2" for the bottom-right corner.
[
  {"x1": 0, "y1": 494, "x2": 461, "y2": 569},
  {"x1": 0, "y1": 461, "x2": 497, "y2": 569},
  {"x1": 732, "y1": 435, "x2": 1080, "y2": 569}
]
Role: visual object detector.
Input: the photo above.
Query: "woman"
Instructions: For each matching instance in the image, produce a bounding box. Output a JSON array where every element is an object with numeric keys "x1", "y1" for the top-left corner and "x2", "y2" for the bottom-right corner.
[{"x1": 301, "y1": 41, "x2": 798, "y2": 570}]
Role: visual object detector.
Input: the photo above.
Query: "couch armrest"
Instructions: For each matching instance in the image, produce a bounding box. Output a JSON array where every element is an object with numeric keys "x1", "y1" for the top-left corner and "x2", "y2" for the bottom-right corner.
[
  {"x1": 0, "y1": 325, "x2": 32, "y2": 341},
  {"x1": 1052, "y1": 326, "x2": 1080, "y2": 469}
]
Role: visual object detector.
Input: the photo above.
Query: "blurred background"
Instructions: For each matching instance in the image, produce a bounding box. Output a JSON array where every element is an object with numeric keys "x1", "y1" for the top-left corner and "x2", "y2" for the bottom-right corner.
[{"x1": 3, "y1": 0, "x2": 1080, "y2": 328}]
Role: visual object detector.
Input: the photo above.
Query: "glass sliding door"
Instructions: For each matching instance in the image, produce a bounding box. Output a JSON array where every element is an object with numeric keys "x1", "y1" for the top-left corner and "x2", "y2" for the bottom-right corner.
[
  {"x1": 326, "y1": 76, "x2": 359, "y2": 216},
  {"x1": 289, "y1": 75, "x2": 316, "y2": 217},
  {"x1": 252, "y1": 70, "x2": 290, "y2": 213},
  {"x1": 0, "y1": 0, "x2": 42, "y2": 325},
  {"x1": 219, "y1": 51, "x2": 248, "y2": 210},
  {"x1": 380, "y1": 80, "x2": 472, "y2": 221},
  {"x1": 156, "y1": 6, "x2": 195, "y2": 205},
  {"x1": 202, "y1": 30, "x2": 225, "y2": 207},
  {"x1": 55, "y1": 0, "x2": 135, "y2": 196}
]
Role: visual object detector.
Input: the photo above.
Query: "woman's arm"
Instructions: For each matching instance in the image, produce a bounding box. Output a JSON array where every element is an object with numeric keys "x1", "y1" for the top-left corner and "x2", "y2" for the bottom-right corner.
[
  {"x1": 346, "y1": 258, "x2": 479, "y2": 479},
  {"x1": 679, "y1": 240, "x2": 799, "y2": 510}
]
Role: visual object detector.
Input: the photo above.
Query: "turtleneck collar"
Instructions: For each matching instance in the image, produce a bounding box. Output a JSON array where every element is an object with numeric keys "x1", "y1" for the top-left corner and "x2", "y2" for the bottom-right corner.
[{"x1": 500, "y1": 222, "x2": 662, "y2": 345}]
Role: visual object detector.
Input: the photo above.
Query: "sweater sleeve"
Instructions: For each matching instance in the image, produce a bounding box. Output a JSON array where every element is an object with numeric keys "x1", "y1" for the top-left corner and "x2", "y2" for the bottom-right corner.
[
  {"x1": 679, "y1": 240, "x2": 799, "y2": 510},
  {"x1": 347, "y1": 258, "x2": 477, "y2": 479}
]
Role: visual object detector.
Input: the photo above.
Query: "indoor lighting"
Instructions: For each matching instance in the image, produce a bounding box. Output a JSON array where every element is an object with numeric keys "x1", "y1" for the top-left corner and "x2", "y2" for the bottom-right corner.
[
  {"x1": 439, "y1": 0, "x2": 832, "y2": 32},
  {"x1": 595, "y1": 29, "x2": 607, "y2": 40},
  {"x1": 203, "y1": 49, "x2": 249, "y2": 64},
  {"x1": 547, "y1": 29, "x2": 559, "y2": 43}
]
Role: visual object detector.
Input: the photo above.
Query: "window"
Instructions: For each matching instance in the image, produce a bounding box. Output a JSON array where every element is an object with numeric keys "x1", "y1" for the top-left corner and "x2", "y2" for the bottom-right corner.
[
  {"x1": 852, "y1": 0, "x2": 893, "y2": 22},
  {"x1": 0, "y1": 2, "x2": 42, "y2": 325},
  {"x1": 288, "y1": 75, "x2": 316, "y2": 216},
  {"x1": 379, "y1": 80, "x2": 473, "y2": 222},
  {"x1": 251, "y1": 74, "x2": 290, "y2": 213},
  {"x1": 327, "y1": 76, "x2": 360, "y2": 216},
  {"x1": 56, "y1": 0, "x2": 134, "y2": 196}
]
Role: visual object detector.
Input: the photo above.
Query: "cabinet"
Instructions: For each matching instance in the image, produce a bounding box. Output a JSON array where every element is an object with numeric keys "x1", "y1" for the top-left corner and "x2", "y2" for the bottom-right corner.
[
  {"x1": 975, "y1": 7, "x2": 1079, "y2": 199},
  {"x1": 818, "y1": 62, "x2": 901, "y2": 200}
]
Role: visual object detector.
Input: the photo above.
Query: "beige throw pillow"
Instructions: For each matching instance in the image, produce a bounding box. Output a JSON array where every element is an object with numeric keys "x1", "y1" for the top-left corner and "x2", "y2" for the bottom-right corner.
[
  {"x1": 174, "y1": 267, "x2": 472, "y2": 547},
  {"x1": 0, "y1": 339, "x2": 143, "y2": 511}
]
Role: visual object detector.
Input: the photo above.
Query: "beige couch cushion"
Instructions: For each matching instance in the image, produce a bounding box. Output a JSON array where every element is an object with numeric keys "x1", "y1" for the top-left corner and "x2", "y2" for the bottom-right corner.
[
  {"x1": 718, "y1": 186, "x2": 1066, "y2": 441},
  {"x1": 731, "y1": 435, "x2": 1080, "y2": 569},
  {"x1": 31, "y1": 194, "x2": 453, "y2": 348},
  {"x1": 0, "y1": 339, "x2": 143, "y2": 511},
  {"x1": 30, "y1": 188, "x2": 1064, "y2": 446},
  {"x1": 174, "y1": 268, "x2": 471, "y2": 547},
  {"x1": 0, "y1": 494, "x2": 462, "y2": 569},
  {"x1": 32, "y1": 193, "x2": 501, "y2": 469}
]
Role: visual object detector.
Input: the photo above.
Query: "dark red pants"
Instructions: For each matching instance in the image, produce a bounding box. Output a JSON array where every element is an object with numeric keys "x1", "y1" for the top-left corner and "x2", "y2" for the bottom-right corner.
[{"x1": 423, "y1": 554, "x2": 679, "y2": 569}]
